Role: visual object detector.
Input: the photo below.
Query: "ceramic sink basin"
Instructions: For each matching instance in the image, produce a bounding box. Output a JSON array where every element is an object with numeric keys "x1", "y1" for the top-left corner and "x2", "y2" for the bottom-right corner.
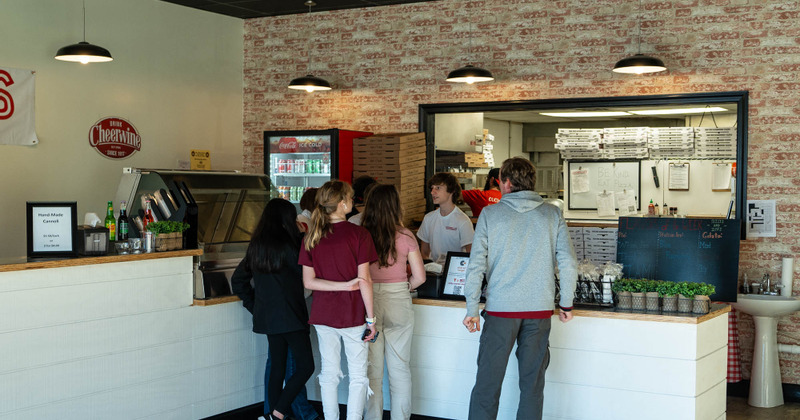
[{"x1": 732, "y1": 294, "x2": 800, "y2": 318}]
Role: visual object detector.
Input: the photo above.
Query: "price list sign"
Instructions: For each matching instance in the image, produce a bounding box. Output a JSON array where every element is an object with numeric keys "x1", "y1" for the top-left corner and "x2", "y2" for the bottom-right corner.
[{"x1": 26, "y1": 202, "x2": 78, "y2": 258}]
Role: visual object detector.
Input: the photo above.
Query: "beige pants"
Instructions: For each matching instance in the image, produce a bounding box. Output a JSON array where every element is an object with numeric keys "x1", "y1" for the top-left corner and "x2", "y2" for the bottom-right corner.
[
  {"x1": 315, "y1": 324, "x2": 370, "y2": 420},
  {"x1": 364, "y1": 282, "x2": 414, "y2": 420}
]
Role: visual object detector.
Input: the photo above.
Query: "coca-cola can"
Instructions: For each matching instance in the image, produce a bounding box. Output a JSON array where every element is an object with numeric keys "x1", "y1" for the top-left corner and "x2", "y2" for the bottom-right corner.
[
  {"x1": 286, "y1": 159, "x2": 294, "y2": 173},
  {"x1": 278, "y1": 159, "x2": 286, "y2": 173}
]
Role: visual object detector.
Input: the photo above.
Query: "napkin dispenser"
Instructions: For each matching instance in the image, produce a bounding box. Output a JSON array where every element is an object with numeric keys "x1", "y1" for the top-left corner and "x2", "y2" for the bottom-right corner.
[{"x1": 77, "y1": 226, "x2": 110, "y2": 256}]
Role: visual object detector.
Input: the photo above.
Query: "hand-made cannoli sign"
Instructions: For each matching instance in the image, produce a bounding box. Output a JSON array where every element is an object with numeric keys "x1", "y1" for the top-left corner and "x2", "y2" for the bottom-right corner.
[{"x1": 88, "y1": 117, "x2": 141, "y2": 159}]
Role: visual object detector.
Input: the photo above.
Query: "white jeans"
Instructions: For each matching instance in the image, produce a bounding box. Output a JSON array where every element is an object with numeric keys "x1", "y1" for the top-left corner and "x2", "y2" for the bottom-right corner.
[
  {"x1": 364, "y1": 282, "x2": 414, "y2": 420},
  {"x1": 315, "y1": 324, "x2": 371, "y2": 420}
]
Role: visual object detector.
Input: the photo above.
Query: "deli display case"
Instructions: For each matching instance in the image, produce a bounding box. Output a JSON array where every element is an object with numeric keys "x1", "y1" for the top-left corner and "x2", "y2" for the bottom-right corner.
[{"x1": 114, "y1": 168, "x2": 274, "y2": 299}]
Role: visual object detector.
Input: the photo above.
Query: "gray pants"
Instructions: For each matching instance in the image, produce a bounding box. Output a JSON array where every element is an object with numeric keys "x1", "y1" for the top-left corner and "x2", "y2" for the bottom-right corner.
[{"x1": 468, "y1": 314, "x2": 551, "y2": 420}]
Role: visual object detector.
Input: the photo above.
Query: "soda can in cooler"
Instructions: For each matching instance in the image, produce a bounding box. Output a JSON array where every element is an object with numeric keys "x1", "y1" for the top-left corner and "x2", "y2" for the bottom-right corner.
[
  {"x1": 322, "y1": 161, "x2": 330, "y2": 174},
  {"x1": 295, "y1": 159, "x2": 305, "y2": 173},
  {"x1": 314, "y1": 159, "x2": 322, "y2": 174},
  {"x1": 294, "y1": 186, "x2": 301, "y2": 201},
  {"x1": 306, "y1": 159, "x2": 313, "y2": 173},
  {"x1": 280, "y1": 186, "x2": 288, "y2": 200},
  {"x1": 278, "y1": 159, "x2": 286, "y2": 173},
  {"x1": 286, "y1": 159, "x2": 294, "y2": 173}
]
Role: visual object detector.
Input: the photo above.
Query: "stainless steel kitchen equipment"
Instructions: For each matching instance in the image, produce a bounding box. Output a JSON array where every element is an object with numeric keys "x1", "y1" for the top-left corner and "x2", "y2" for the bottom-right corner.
[{"x1": 114, "y1": 168, "x2": 275, "y2": 299}]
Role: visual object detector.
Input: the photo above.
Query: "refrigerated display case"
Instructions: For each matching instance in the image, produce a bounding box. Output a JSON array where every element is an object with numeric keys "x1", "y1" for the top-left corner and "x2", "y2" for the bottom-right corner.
[{"x1": 264, "y1": 129, "x2": 372, "y2": 208}]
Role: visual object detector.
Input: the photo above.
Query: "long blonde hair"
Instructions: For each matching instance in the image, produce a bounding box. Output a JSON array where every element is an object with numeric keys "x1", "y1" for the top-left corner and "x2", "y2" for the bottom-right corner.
[{"x1": 304, "y1": 180, "x2": 353, "y2": 251}]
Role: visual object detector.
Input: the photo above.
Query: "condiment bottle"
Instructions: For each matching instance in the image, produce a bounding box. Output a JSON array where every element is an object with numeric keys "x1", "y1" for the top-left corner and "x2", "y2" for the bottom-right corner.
[
  {"x1": 653, "y1": 202, "x2": 660, "y2": 216},
  {"x1": 647, "y1": 199, "x2": 655, "y2": 216},
  {"x1": 117, "y1": 201, "x2": 130, "y2": 241},
  {"x1": 143, "y1": 199, "x2": 155, "y2": 231},
  {"x1": 663, "y1": 202, "x2": 669, "y2": 216},
  {"x1": 104, "y1": 201, "x2": 116, "y2": 241}
]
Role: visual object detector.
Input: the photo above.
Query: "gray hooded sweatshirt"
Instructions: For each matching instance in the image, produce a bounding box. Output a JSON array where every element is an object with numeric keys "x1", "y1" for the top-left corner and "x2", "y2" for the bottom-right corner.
[{"x1": 465, "y1": 190, "x2": 577, "y2": 317}]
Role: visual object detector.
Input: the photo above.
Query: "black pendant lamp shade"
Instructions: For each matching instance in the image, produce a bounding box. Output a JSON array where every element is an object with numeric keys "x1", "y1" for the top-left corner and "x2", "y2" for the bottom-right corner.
[
  {"x1": 55, "y1": 41, "x2": 113, "y2": 64},
  {"x1": 613, "y1": 53, "x2": 666, "y2": 74},
  {"x1": 288, "y1": 74, "x2": 332, "y2": 92},
  {"x1": 446, "y1": 65, "x2": 495, "y2": 84},
  {"x1": 54, "y1": 1, "x2": 112, "y2": 64}
]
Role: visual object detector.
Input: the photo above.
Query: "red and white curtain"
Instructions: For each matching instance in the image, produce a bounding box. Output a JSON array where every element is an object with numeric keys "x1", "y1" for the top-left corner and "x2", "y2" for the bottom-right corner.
[{"x1": 0, "y1": 66, "x2": 38, "y2": 146}]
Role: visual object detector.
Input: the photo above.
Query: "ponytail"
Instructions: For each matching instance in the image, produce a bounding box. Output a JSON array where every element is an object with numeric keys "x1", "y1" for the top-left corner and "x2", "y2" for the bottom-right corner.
[{"x1": 304, "y1": 180, "x2": 354, "y2": 251}]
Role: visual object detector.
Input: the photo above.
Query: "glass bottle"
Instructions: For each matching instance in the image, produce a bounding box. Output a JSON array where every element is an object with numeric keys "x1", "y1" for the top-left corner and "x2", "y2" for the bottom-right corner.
[
  {"x1": 117, "y1": 201, "x2": 130, "y2": 241},
  {"x1": 104, "y1": 201, "x2": 116, "y2": 241},
  {"x1": 143, "y1": 199, "x2": 155, "y2": 232}
]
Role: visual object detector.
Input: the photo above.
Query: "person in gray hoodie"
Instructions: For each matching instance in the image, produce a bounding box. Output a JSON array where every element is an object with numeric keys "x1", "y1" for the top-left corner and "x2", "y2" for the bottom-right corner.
[{"x1": 462, "y1": 157, "x2": 577, "y2": 420}]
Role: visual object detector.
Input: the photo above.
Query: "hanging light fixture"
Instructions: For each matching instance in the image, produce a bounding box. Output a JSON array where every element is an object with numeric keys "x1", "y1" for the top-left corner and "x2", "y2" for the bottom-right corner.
[
  {"x1": 613, "y1": 0, "x2": 666, "y2": 74},
  {"x1": 55, "y1": 0, "x2": 113, "y2": 64},
  {"x1": 288, "y1": 1, "x2": 332, "y2": 92},
  {"x1": 446, "y1": 5, "x2": 494, "y2": 84}
]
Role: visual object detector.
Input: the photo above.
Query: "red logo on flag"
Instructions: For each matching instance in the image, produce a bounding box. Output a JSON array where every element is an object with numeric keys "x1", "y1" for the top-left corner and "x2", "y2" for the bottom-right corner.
[
  {"x1": 88, "y1": 117, "x2": 142, "y2": 159},
  {"x1": 0, "y1": 70, "x2": 15, "y2": 120}
]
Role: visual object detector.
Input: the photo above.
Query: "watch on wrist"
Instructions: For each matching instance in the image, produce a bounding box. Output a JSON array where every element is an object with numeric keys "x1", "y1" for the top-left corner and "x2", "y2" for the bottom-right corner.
[{"x1": 365, "y1": 316, "x2": 376, "y2": 324}]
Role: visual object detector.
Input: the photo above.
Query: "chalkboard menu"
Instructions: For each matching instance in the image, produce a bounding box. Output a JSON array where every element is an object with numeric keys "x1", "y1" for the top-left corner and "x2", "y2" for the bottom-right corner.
[{"x1": 616, "y1": 217, "x2": 740, "y2": 302}]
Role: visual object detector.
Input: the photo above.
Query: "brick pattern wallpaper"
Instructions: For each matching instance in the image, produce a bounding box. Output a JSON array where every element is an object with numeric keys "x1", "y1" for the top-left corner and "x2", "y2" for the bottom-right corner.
[{"x1": 244, "y1": 0, "x2": 800, "y2": 384}]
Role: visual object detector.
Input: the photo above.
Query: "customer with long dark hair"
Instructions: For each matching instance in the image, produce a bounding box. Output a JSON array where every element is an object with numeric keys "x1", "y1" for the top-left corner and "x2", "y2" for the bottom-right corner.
[
  {"x1": 361, "y1": 184, "x2": 425, "y2": 420},
  {"x1": 300, "y1": 180, "x2": 378, "y2": 420},
  {"x1": 231, "y1": 198, "x2": 315, "y2": 420}
]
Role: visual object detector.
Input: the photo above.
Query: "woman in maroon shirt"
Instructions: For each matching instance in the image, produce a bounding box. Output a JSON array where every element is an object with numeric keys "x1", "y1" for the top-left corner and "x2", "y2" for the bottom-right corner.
[{"x1": 299, "y1": 180, "x2": 378, "y2": 420}]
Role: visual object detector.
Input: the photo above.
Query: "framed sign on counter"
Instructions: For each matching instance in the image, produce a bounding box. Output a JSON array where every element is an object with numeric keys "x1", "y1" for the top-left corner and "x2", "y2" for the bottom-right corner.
[
  {"x1": 26, "y1": 201, "x2": 78, "y2": 259},
  {"x1": 440, "y1": 251, "x2": 471, "y2": 299}
]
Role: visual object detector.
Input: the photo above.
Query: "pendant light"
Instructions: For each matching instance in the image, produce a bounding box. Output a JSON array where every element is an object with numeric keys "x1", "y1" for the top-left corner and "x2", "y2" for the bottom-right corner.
[
  {"x1": 446, "y1": 6, "x2": 494, "y2": 84},
  {"x1": 613, "y1": 0, "x2": 666, "y2": 74},
  {"x1": 288, "y1": 1, "x2": 332, "y2": 92},
  {"x1": 55, "y1": 0, "x2": 113, "y2": 64}
]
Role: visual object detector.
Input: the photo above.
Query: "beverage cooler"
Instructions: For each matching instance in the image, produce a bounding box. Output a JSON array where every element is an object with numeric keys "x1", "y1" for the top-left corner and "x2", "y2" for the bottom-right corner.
[
  {"x1": 264, "y1": 129, "x2": 372, "y2": 208},
  {"x1": 114, "y1": 168, "x2": 274, "y2": 299}
]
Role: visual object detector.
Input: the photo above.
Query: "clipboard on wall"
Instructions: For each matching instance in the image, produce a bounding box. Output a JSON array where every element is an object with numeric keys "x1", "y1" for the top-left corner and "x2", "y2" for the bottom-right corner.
[{"x1": 668, "y1": 162, "x2": 689, "y2": 191}]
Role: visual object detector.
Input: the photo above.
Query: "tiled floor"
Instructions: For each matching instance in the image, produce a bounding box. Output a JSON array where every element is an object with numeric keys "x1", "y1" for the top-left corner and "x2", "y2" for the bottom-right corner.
[{"x1": 726, "y1": 396, "x2": 800, "y2": 420}]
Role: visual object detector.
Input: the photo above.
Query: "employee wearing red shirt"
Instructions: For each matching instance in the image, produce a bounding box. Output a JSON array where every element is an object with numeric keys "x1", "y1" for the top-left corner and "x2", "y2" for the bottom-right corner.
[{"x1": 461, "y1": 168, "x2": 502, "y2": 218}]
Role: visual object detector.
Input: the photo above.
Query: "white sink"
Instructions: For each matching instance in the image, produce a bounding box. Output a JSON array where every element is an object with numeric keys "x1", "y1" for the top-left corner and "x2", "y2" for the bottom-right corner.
[
  {"x1": 732, "y1": 294, "x2": 800, "y2": 317},
  {"x1": 732, "y1": 293, "x2": 800, "y2": 408}
]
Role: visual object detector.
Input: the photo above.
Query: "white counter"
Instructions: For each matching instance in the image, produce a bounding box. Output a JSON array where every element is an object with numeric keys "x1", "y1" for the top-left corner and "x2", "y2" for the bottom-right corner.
[{"x1": 307, "y1": 299, "x2": 729, "y2": 420}]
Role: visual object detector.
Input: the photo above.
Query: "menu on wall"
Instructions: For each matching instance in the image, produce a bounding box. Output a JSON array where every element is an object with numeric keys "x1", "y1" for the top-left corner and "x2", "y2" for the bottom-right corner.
[{"x1": 616, "y1": 216, "x2": 740, "y2": 302}]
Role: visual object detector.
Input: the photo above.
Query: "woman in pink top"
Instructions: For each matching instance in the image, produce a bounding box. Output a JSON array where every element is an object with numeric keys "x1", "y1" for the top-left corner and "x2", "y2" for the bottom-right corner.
[{"x1": 360, "y1": 184, "x2": 426, "y2": 420}]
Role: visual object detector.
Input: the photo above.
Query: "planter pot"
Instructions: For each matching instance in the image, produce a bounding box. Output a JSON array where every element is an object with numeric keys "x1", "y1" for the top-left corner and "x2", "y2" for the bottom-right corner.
[
  {"x1": 662, "y1": 295, "x2": 678, "y2": 312},
  {"x1": 693, "y1": 296, "x2": 711, "y2": 314},
  {"x1": 678, "y1": 294, "x2": 694, "y2": 313},
  {"x1": 631, "y1": 292, "x2": 647, "y2": 311},
  {"x1": 645, "y1": 292, "x2": 660, "y2": 311},
  {"x1": 155, "y1": 232, "x2": 183, "y2": 251},
  {"x1": 617, "y1": 291, "x2": 632, "y2": 310}
]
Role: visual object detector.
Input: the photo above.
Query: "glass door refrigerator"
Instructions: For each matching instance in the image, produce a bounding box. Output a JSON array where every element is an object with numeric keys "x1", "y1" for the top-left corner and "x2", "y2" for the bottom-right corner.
[{"x1": 264, "y1": 129, "x2": 372, "y2": 208}]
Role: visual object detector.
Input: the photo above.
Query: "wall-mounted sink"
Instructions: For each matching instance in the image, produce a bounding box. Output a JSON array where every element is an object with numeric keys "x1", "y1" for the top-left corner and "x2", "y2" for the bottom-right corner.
[
  {"x1": 731, "y1": 294, "x2": 800, "y2": 408},
  {"x1": 732, "y1": 294, "x2": 800, "y2": 317}
]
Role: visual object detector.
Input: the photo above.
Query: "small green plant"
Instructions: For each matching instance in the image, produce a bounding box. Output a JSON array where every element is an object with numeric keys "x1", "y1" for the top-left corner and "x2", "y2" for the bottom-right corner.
[
  {"x1": 695, "y1": 282, "x2": 716, "y2": 297},
  {"x1": 645, "y1": 279, "x2": 661, "y2": 293},
  {"x1": 655, "y1": 280, "x2": 680, "y2": 297},
  {"x1": 629, "y1": 278, "x2": 649, "y2": 293},
  {"x1": 146, "y1": 221, "x2": 189, "y2": 234},
  {"x1": 676, "y1": 281, "x2": 700, "y2": 298},
  {"x1": 611, "y1": 278, "x2": 629, "y2": 293}
]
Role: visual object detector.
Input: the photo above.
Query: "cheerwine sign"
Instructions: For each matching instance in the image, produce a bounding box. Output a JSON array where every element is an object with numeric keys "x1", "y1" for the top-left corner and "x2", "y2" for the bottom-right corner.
[{"x1": 88, "y1": 117, "x2": 141, "y2": 159}]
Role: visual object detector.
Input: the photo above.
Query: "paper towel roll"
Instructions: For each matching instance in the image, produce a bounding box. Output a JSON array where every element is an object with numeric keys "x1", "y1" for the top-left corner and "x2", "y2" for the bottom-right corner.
[{"x1": 781, "y1": 257, "x2": 794, "y2": 297}]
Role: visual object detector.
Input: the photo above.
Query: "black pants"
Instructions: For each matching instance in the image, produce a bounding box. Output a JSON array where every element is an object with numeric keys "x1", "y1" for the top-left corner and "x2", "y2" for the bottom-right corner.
[{"x1": 267, "y1": 330, "x2": 315, "y2": 417}]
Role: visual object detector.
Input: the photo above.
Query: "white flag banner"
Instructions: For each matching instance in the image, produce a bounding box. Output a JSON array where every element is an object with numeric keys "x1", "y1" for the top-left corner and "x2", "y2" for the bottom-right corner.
[{"x1": 0, "y1": 66, "x2": 39, "y2": 146}]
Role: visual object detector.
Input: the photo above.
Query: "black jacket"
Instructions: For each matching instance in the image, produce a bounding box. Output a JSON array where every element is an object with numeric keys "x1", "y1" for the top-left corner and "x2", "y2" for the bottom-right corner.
[{"x1": 231, "y1": 255, "x2": 309, "y2": 335}]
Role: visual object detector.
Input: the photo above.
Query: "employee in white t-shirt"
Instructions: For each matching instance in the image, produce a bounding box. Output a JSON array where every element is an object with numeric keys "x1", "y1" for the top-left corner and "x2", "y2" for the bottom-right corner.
[{"x1": 417, "y1": 172, "x2": 474, "y2": 264}]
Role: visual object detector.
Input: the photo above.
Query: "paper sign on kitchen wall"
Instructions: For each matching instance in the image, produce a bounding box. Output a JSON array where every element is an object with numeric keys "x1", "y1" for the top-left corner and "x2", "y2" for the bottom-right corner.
[
  {"x1": 0, "y1": 67, "x2": 39, "y2": 146},
  {"x1": 191, "y1": 149, "x2": 211, "y2": 170}
]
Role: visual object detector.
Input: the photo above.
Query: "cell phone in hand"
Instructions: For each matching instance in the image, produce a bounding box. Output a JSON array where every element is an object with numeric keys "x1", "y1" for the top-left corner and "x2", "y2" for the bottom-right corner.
[{"x1": 362, "y1": 328, "x2": 379, "y2": 343}]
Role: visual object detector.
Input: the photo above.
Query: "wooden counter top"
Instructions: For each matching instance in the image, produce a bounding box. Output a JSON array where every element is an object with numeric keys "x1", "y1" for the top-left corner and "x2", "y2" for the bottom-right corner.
[
  {"x1": 412, "y1": 298, "x2": 730, "y2": 324},
  {"x1": 0, "y1": 249, "x2": 203, "y2": 273}
]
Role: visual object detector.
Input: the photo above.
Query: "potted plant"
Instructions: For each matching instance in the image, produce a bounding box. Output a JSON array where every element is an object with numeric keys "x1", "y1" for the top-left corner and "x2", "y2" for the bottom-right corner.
[
  {"x1": 645, "y1": 280, "x2": 661, "y2": 312},
  {"x1": 693, "y1": 283, "x2": 716, "y2": 314},
  {"x1": 630, "y1": 279, "x2": 648, "y2": 311},
  {"x1": 612, "y1": 278, "x2": 633, "y2": 310},
  {"x1": 146, "y1": 221, "x2": 189, "y2": 251},
  {"x1": 676, "y1": 282, "x2": 698, "y2": 313},
  {"x1": 657, "y1": 281, "x2": 680, "y2": 312}
]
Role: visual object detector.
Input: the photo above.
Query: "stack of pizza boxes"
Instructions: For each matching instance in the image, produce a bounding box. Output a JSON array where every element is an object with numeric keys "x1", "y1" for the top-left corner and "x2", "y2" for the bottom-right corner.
[{"x1": 353, "y1": 132, "x2": 427, "y2": 226}]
